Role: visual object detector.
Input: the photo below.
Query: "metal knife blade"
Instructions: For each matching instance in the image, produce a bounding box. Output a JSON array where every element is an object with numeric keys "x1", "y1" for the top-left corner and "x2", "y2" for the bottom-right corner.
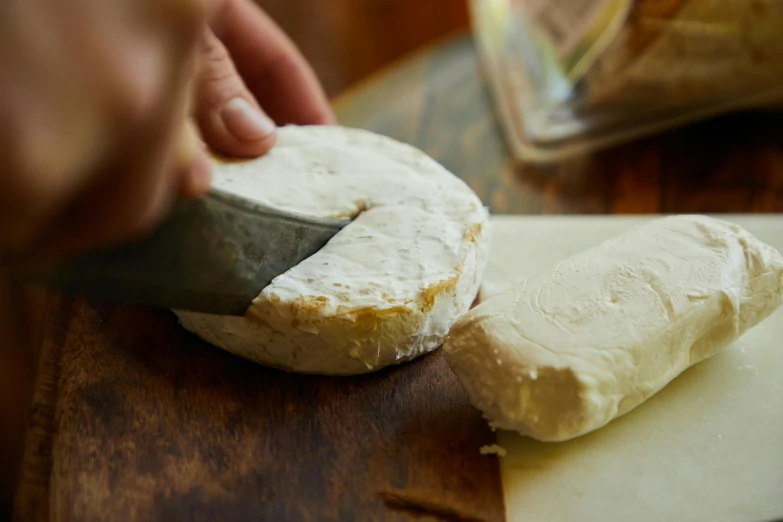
[{"x1": 27, "y1": 188, "x2": 350, "y2": 316}]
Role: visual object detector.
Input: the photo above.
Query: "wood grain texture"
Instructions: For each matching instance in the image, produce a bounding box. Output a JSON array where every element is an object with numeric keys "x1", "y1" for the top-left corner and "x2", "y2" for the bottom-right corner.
[{"x1": 15, "y1": 294, "x2": 501, "y2": 522}]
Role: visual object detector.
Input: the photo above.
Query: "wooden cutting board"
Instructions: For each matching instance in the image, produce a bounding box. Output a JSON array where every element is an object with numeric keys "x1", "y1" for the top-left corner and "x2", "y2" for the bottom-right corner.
[
  {"x1": 13, "y1": 300, "x2": 502, "y2": 522},
  {"x1": 483, "y1": 215, "x2": 783, "y2": 522}
]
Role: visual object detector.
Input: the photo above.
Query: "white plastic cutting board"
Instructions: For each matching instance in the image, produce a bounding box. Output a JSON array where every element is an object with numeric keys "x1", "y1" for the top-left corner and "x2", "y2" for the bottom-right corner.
[{"x1": 484, "y1": 215, "x2": 783, "y2": 522}]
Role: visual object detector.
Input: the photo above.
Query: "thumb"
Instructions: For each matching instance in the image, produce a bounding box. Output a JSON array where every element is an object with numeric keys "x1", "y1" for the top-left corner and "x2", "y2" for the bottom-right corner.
[{"x1": 194, "y1": 28, "x2": 277, "y2": 158}]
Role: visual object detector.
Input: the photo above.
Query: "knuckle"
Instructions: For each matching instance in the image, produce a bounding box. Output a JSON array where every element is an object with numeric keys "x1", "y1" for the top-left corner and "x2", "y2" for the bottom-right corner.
[
  {"x1": 109, "y1": 80, "x2": 160, "y2": 126},
  {"x1": 200, "y1": 56, "x2": 235, "y2": 85},
  {"x1": 196, "y1": 52, "x2": 246, "y2": 107},
  {"x1": 101, "y1": 47, "x2": 170, "y2": 125}
]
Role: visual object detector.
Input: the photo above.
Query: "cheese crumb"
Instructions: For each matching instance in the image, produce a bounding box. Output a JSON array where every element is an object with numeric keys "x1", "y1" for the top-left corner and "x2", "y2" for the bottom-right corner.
[{"x1": 479, "y1": 444, "x2": 507, "y2": 457}]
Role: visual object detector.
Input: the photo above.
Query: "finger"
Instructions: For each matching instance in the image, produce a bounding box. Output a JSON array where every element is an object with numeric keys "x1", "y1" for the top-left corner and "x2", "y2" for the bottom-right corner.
[
  {"x1": 211, "y1": 0, "x2": 335, "y2": 126},
  {"x1": 175, "y1": 119, "x2": 213, "y2": 198},
  {"x1": 194, "y1": 28, "x2": 276, "y2": 158},
  {"x1": 0, "y1": 0, "x2": 209, "y2": 266}
]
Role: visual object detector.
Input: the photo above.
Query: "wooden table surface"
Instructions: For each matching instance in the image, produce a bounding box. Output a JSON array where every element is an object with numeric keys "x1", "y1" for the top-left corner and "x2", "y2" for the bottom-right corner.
[{"x1": 10, "y1": 3, "x2": 783, "y2": 522}]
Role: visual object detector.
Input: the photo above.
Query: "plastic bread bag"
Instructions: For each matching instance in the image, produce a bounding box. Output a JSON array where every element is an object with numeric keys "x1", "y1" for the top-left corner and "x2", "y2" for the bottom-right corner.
[{"x1": 471, "y1": 0, "x2": 783, "y2": 163}]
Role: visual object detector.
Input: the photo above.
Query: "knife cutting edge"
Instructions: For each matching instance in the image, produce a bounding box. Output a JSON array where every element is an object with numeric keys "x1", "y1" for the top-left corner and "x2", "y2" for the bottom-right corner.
[{"x1": 27, "y1": 188, "x2": 350, "y2": 316}]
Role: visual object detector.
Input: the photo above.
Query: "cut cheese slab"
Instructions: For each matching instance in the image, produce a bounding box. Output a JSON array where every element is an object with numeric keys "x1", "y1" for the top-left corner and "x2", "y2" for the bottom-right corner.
[
  {"x1": 176, "y1": 125, "x2": 490, "y2": 375},
  {"x1": 480, "y1": 215, "x2": 783, "y2": 522},
  {"x1": 444, "y1": 215, "x2": 783, "y2": 441}
]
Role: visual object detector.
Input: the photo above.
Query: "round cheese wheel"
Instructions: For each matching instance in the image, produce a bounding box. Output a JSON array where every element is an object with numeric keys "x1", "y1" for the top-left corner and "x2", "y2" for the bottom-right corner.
[{"x1": 175, "y1": 126, "x2": 490, "y2": 375}]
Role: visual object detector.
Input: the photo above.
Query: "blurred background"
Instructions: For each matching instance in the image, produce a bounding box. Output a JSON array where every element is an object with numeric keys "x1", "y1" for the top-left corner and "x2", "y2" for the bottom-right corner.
[{"x1": 260, "y1": 0, "x2": 468, "y2": 98}]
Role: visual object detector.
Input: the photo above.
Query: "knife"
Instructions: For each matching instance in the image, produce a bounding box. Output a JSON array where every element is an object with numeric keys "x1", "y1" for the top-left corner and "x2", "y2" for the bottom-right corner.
[{"x1": 27, "y1": 188, "x2": 350, "y2": 316}]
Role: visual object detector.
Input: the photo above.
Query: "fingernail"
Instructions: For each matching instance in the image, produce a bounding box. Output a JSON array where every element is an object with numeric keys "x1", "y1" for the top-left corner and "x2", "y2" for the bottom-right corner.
[{"x1": 220, "y1": 98, "x2": 276, "y2": 141}]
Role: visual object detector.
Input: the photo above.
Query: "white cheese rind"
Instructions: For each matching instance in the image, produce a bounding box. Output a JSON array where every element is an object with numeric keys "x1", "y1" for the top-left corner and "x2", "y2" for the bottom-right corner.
[
  {"x1": 443, "y1": 215, "x2": 783, "y2": 442},
  {"x1": 175, "y1": 125, "x2": 490, "y2": 375}
]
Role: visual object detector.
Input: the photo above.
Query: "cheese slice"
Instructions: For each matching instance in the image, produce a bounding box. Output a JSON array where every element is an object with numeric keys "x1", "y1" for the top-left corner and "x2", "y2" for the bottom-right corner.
[
  {"x1": 443, "y1": 215, "x2": 783, "y2": 441},
  {"x1": 175, "y1": 125, "x2": 491, "y2": 375}
]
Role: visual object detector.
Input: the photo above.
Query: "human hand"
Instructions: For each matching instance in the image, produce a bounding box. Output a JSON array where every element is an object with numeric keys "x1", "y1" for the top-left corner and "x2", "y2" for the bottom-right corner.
[
  {"x1": 0, "y1": 0, "x2": 333, "y2": 267},
  {"x1": 194, "y1": 0, "x2": 335, "y2": 158},
  {"x1": 0, "y1": 0, "x2": 211, "y2": 265}
]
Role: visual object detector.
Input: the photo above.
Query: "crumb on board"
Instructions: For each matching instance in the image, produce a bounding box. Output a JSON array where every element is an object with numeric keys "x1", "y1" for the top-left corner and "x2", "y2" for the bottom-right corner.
[{"x1": 479, "y1": 444, "x2": 507, "y2": 458}]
